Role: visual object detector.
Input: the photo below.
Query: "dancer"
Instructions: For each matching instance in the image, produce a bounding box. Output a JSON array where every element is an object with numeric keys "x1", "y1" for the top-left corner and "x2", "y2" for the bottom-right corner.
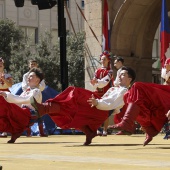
[
  {"x1": 22, "y1": 59, "x2": 45, "y2": 91},
  {"x1": 108, "y1": 82, "x2": 170, "y2": 146},
  {"x1": 22, "y1": 59, "x2": 47, "y2": 137},
  {"x1": 0, "y1": 58, "x2": 13, "y2": 138},
  {"x1": 112, "y1": 56, "x2": 126, "y2": 135},
  {"x1": 90, "y1": 50, "x2": 113, "y2": 136},
  {"x1": 113, "y1": 56, "x2": 124, "y2": 86},
  {"x1": 161, "y1": 58, "x2": 170, "y2": 85},
  {"x1": 0, "y1": 67, "x2": 43, "y2": 143},
  {"x1": 30, "y1": 66, "x2": 136, "y2": 145}
]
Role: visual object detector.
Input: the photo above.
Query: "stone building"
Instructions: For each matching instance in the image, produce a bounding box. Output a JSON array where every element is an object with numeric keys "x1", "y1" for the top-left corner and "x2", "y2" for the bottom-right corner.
[
  {"x1": 0, "y1": 0, "x2": 166, "y2": 90},
  {"x1": 0, "y1": 0, "x2": 84, "y2": 44},
  {"x1": 84, "y1": 0, "x2": 166, "y2": 90}
]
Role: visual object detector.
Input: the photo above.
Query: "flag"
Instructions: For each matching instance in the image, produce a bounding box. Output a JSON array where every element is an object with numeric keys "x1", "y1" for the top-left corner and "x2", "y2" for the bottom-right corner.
[
  {"x1": 102, "y1": 0, "x2": 110, "y2": 51},
  {"x1": 160, "y1": 0, "x2": 170, "y2": 67}
]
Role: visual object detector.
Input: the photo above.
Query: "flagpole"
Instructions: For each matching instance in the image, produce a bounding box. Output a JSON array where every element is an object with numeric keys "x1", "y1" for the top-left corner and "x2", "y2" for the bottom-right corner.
[{"x1": 58, "y1": 0, "x2": 68, "y2": 91}]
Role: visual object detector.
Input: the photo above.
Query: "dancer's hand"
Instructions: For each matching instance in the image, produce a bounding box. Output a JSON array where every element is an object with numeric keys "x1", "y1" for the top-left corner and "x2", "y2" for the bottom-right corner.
[
  {"x1": 0, "y1": 91, "x2": 6, "y2": 97},
  {"x1": 87, "y1": 94, "x2": 98, "y2": 107},
  {"x1": 0, "y1": 73, "x2": 5, "y2": 81},
  {"x1": 90, "y1": 78, "x2": 98, "y2": 85},
  {"x1": 166, "y1": 110, "x2": 170, "y2": 120}
]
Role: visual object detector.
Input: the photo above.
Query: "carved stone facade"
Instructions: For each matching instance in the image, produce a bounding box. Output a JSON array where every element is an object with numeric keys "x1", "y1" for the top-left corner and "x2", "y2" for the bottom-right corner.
[{"x1": 84, "y1": 0, "x2": 168, "y2": 89}]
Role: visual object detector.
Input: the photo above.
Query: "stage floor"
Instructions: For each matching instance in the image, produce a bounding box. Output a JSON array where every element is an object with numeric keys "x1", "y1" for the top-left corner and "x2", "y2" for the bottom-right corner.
[{"x1": 0, "y1": 134, "x2": 170, "y2": 170}]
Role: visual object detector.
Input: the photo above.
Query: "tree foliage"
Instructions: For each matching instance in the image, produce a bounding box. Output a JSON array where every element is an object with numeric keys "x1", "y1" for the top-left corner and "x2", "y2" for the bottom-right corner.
[
  {"x1": 0, "y1": 18, "x2": 86, "y2": 91},
  {"x1": 10, "y1": 39, "x2": 33, "y2": 83},
  {"x1": 0, "y1": 19, "x2": 25, "y2": 71},
  {"x1": 33, "y1": 31, "x2": 61, "y2": 90},
  {"x1": 66, "y1": 32, "x2": 85, "y2": 87},
  {"x1": 34, "y1": 31, "x2": 85, "y2": 90}
]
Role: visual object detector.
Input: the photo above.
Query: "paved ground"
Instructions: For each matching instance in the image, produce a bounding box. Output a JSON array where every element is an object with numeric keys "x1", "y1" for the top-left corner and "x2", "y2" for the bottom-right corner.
[{"x1": 0, "y1": 134, "x2": 170, "y2": 170}]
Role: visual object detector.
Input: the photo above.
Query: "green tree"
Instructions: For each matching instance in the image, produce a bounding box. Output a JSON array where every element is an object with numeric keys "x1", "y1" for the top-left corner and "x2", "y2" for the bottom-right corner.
[
  {"x1": 10, "y1": 39, "x2": 33, "y2": 83},
  {"x1": 33, "y1": 31, "x2": 61, "y2": 90},
  {"x1": 67, "y1": 32, "x2": 85, "y2": 87},
  {"x1": 34, "y1": 31, "x2": 85, "y2": 90},
  {"x1": 0, "y1": 19, "x2": 24, "y2": 71},
  {"x1": 0, "y1": 18, "x2": 86, "y2": 91}
]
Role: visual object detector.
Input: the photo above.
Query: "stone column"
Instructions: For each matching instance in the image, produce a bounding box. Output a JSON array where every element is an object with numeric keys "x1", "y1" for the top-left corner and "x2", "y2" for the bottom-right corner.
[
  {"x1": 84, "y1": 0, "x2": 102, "y2": 90},
  {"x1": 123, "y1": 57, "x2": 153, "y2": 83}
]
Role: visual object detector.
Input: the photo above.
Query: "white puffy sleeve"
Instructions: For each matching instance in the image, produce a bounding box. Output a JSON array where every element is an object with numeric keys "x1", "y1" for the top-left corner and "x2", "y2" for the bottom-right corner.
[
  {"x1": 22, "y1": 73, "x2": 29, "y2": 91},
  {"x1": 96, "y1": 87, "x2": 127, "y2": 111},
  {"x1": 93, "y1": 70, "x2": 113, "y2": 89},
  {"x1": 5, "y1": 89, "x2": 42, "y2": 104}
]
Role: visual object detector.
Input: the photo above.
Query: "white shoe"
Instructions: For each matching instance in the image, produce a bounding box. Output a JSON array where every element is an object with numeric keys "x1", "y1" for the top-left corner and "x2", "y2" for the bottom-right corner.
[
  {"x1": 0, "y1": 132, "x2": 7, "y2": 137},
  {"x1": 102, "y1": 131, "x2": 107, "y2": 136},
  {"x1": 97, "y1": 130, "x2": 102, "y2": 136},
  {"x1": 2, "y1": 132, "x2": 7, "y2": 136}
]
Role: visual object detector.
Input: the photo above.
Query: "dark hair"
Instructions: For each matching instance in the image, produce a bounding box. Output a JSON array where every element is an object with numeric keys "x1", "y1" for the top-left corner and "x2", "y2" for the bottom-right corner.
[
  {"x1": 121, "y1": 66, "x2": 136, "y2": 83},
  {"x1": 115, "y1": 56, "x2": 124, "y2": 64},
  {"x1": 28, "y1": 59, "x2": 37, "y2": 64},
  {"x1": 100, "y1": 50, "x2": 110, "y2": 57},
  {"x1": 0, "y1": 58, "x2": 4, "y2": 63},
  {"x1": 29, "y1": 67, "x2": 44, "y2": 82}
]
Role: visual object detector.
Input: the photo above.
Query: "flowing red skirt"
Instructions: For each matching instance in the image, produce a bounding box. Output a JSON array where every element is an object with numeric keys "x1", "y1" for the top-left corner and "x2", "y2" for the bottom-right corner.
[
  {"x1": 124, "y1": 82, "x2": 170, "y2": 131},
  {"x1": 0, "y1": 96, "x2": 31, "y2": 133},
  {"x1": 46, "y1": 86, "x2": 108, "y2": 131}
]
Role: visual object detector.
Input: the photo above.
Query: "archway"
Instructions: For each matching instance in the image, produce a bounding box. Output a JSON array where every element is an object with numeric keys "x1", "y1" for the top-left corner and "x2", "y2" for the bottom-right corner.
[{"x1": 109, "y1": 0, "x2": 169, "y2": 82}]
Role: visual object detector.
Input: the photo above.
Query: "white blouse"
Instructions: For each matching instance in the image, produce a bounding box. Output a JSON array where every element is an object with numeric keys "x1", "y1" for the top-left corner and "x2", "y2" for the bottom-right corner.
[{"x1": 161, "y1": 68, "x2": 170, "y2": 81}]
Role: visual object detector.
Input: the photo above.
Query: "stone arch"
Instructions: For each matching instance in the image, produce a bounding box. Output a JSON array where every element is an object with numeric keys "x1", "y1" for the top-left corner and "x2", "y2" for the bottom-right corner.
[{"x1": 108, "y1": 0, "x2": 170, "y2": 82}]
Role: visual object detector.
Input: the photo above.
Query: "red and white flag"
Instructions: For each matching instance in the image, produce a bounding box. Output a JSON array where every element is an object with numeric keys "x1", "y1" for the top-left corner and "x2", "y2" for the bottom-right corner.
[
  {"x1": 102, "y1": 0, "x2": 110, "y2": 51},
  {"x1": 160, "y1": 0, "x2": 170, "y2": 67}
]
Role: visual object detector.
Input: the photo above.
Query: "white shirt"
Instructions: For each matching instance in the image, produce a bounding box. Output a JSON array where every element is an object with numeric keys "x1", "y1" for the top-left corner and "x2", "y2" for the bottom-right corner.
[
  {"x1": 22, "y1": 72, "x2": 46, "y2": 92},
  {"x1": 96, "y1": 86, "x2": 128, "y2": 111},
  {"x1": 4, "y1": 88, "x2": 42, "y2": 110},
  {"x1": 114, "y1": 68, "x2": 122, "y2": 87}
]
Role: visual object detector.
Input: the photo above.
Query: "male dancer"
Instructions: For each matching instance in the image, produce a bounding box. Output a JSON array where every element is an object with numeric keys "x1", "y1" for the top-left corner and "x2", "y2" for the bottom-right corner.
[
  {"x1": 90, "y1": 51, "x2": 113, "y2": 136},
  {"x1": 22, "y1": 59, "x2": 47, "y2": 137},
  {"x1": 0, "y1": 67, "x2": 43, "y2": 143},
  {"x1": 31, "y1": 66, "x2": 136, "y2": 145},
  {"x1": 0, "y1": 58, "x2": 13, "y2": 137},
  {"x1": 108, "y1": 82, "x2": 170, "y2": 146}
]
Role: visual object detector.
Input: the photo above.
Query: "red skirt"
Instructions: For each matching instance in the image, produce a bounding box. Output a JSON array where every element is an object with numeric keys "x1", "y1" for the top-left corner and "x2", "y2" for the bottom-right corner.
[
  {"x1": 0, "y1": 96, "x2": 31, "y2": 133},
  {"x1": 46, "y1": 86, "x2": 108, "y2": 131},
  {"x1": 124, "y1": 82, "x2": 170, "y2": 131}
]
